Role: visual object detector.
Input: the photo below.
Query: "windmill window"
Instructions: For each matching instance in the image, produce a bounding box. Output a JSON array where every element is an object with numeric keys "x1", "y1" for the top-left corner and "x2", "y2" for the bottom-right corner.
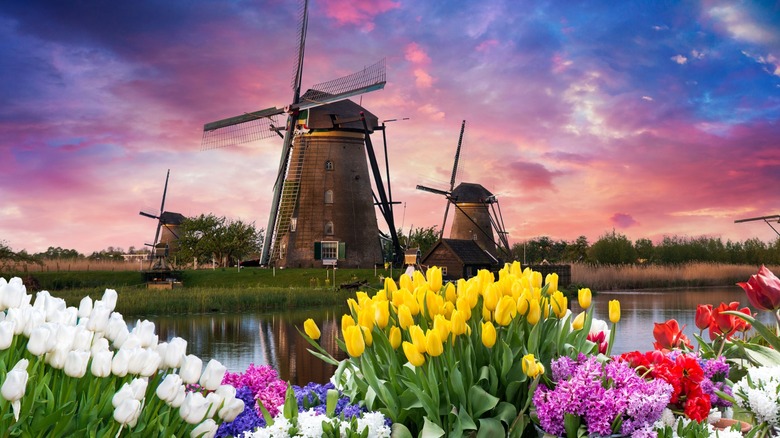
[
  {"x1": 324, "y1": 190, "x2": 334, "y2": 204},
  {"x1": 325, "y1": 221, "x2": 334, "y2": 235},
  {"x1": 325, "y1": 160, "x2": 334, "y2": 171},
  {"x1": 321, "y1": 241, "x2": 338, "y2": 261},
  {"x1": 290, "y1": 217, "x2": 297, "y2": 232}
]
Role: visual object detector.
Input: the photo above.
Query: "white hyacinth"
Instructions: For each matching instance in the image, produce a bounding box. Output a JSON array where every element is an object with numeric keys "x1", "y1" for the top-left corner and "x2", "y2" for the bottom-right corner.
[{"x1": 733, "y1": 365, "x2": 780, "y2": 428}]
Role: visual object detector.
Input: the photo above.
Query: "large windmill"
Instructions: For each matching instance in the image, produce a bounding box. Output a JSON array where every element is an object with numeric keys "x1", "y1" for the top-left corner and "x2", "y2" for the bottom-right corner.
[
  {"x1": 416, "y1": 122, "x2": 511, "y2": 260},
  {"x1": 201, "y1": 0, "x2": 399, "y2": 268},
  {"x1": 139, "y1": 169, "x2": 185, "y2": 271}
]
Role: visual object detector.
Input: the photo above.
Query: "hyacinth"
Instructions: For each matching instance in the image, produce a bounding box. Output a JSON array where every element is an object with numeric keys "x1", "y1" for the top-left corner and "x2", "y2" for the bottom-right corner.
[
  {"x1": 534, "y1": 355, "x2": 672, "y2": 437},
  {"x1": 732, "y1": 366, "x2": 780, "y2": 428},
  {"x1": 293, "y1": 382, "x2": 365, "y2": 420},
  {"x1": 222, "y1": 364, "x2": 288, "y2": 418},
  {"x1": 216, "y1": 386, "x2": 265, "y2": 438}
]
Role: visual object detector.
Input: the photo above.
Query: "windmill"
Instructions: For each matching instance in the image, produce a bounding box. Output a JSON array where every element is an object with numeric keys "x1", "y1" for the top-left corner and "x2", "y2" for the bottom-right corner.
[
  {"x1": 139, "y1": 169, "x2": 185, "y2": 271},
  {"x1": 416, "y1": 121, "x2": 511, "y2": 260},
  {"x1": 734, "y1": 214, "x2": 780, "y2": 237},
  {"x1": 201, "y1": 0, "x2": 398, "y2": 268}
]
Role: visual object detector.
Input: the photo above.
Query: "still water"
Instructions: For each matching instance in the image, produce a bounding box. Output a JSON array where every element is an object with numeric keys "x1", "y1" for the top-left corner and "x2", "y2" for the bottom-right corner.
[{"x1": 140, "y1": 286, "x2": 770, "y2": 386}]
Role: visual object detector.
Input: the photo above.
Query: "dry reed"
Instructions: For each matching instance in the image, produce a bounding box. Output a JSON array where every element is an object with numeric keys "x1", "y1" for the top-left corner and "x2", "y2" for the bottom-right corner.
[{"x1": 2, "y1": 259, "x2": 144, "y2": 273}]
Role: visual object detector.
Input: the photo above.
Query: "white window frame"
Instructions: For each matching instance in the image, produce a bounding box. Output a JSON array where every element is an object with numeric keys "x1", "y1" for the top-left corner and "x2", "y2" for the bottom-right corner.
[{"x1": 321, "y1": 241, "x2": 338, "y2": 264}]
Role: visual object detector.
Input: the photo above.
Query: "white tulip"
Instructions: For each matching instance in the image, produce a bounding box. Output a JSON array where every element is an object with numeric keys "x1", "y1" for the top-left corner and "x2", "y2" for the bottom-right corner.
[
  {"x1": 106, "y1": 312, "x2": 127, "y2": 341},
  {"x1": 199, "y1": 359, "x2": 227, "y2": 391},
  {"x1": 23, "y1": 307, "x2": 45, "y2": 337},
  {"x1": 130, "y1": 377, "x2": 148, "y2": 400},
  {"x1": 111, "y1": 348, "x2": 131, "y2": 377},
  {"x1": 170, "y1": 385, "x2": 186, "y2": 408},
  {"x1": 190, "y1": 419, "x2": 218, "y2": 438},
  {"x1": 215, "y1": 384, "x2": 236, "y2": 401},
  {"x1": 20, "y1": 292, "x2": 31, "y2": 308},
  {"x1": 180, "y1": 354, "x2": 203, "y2": 385},
  {"x1": 101, "y1": 289, "x2": 118, "y2": 313},
  {"x1": 112, "y1": 327, "x2": 130, "y2": 349},
  {"x1": 27, "y1": 325, "x2": 52, "y2": 356},
  {"x1": 44, "y1": 296, "x2": 66, "y2": 322},
  {"x1": 32, "y1": 290, "x2": 50, "y2": 312},
  {"x1": 126, "y1": 347, "x2": 146, "y2": 375},
  {"x1": 112, "y1": 383, "x2": 135, "y2": 408},
  {"x1": 78, "y1": 296, "x2": 93, "y2": 318},
  {"x1": 165, "y1": 337, "x2": 187, "y2": 369},
  {"x1": 1, "y1": 359, "x2": 28, "y2": 421},
  {"x1": 119, "y1": 333, "x2": 142, "y2": 351},
  {"x1": 156, "y1": 342, "x2": 168, "y2": 365},
  {"x1": 0, "y1": 320, "x2": 16, "y2": 350},
  {"x1": 132, "y1": 320, "x2": 157, "y2": 348},
  {"x1": 218, "y1": 397, "x2": 245, "y2": 422},
  {"x1": 46, "y1": 344, "x2": 69, "y2": 369},
  {"x1": 55, "y1": 325, "x2": 76, "y2": 351},
  {"x1": 63, "y1": 306, "x2": 78, "y2": 326},
  {"x1": 156, "y1": 374, "x2": 183, "y2": 403},
  {"x1": 72, "y1": 326, "x2": 93, "y2": 351},
  {"x1": 87, "y1": 303, "x2": 110, "y2": 334},
  {"x1": 91, "y1": 350, "x2": 113, "y2": 378},
  {"x1": 6, "y1": 307, "x2": 28, "y2": 335},
  {"x1": 139, "y1": 349, "x2": 162, "y2": 377},
  {"x1": 180, "y1": 392, "x2": 209, "y2": 424},
  {"x1": 91, "y1": 337, "x2": 109, "y2": 355},
  {"x1": 204, "y1": 391, "x2": 223, "y2": 418},
  {"x1": 0, "y1": 281, "x2": 24, "y2": 310},
  {"x1": 113, "y1": 398, "x2": 141, "y2": 427},
  {"x1": 64, "y1": 350, "x2": 90, "y2": 378}
]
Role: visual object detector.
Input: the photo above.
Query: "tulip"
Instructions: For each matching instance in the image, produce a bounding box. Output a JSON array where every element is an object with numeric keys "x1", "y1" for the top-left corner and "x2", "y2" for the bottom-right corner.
[
  {"x1": 427, "y1": 266, "x2": 443, "y2": 292},
  {"x1": 106, "y1": 312, "x2": 128, "y2": 342},
  {"x1": 27, "y1": 325, "x2": 53, "y2": 356},
  {"x1": 180, "y1": 392, "x2": 210, "y2": 424},
  {"x1": 0, "y1": 320, "x2": 16, "y2": 349},
  {"x1": 425, "y1": 290, "x2": 443, "y2": 318},
  {"x1": 127, "y1": 347, "x2": 148, "y2": 375},
  {"x1": 163, "y1": 336, "x2": 187, "y2": 369},
  {"x1": 64, "y1": 350, "x2": 90, "y2": 378},
  {"x1": 425, "y1": 329, "x2": 444, "y2": 357},
  {"x1": 397, "y1": 304, "x2": 414, "y2": 330},
  {"x1": 361, "y1": 326, "x2": 373, "y2": 347},
  {"x1": 72, "y1": 326, "x2": 93, "y2": 351},
  {"x1": 200, "y1": 359, "x2": 227, "y2": 391},
  {"x1": 87, "y1": 303, "x2": 111, "y2": 334},
  {"x1": 409, "y1": 325, "x2": 427, "y2": 354},
  {"x1": 572, "y1": 311, "x2": 586, "y2": 331},
  {"x1": 445, "y1": 282, "x2": 456, "y2": 304},
  {"x1": 112, "y1": 383, "x2": 135, "y2": 408},
  {"x1": 205, "y1": 391, "x2": 224, "y2": 418},
  {"x1": 218, "y1": 396, "x2": 245, "y2": 422},
  {"x1": 481, "y1": 321, "x2": 496, "y2": 348},
  {"x1": 91, "y1": 350, "x2": 113, "y2": 378},
  {"x1": 399, "y1": 273, "x2": 413, "y2": 291},
  {"x1": 111, "y1": 348, "x2": 131, "y2": 377},
  {"x1": 180, "y1": 354, "x2": 203, "y2": 385},
  {"x1": 140, "y1": 349, "x2": 162, "y2": 377},
  {"x1": 77, "y1": 296, "x2": 93, "y2": 319},
  {"x1": 517, "y1": 291, "x2": 530, "y2": 315},
  {"x1": 550, "y1": 291, "x2": 567, "y2": 319},
  {"x1": 527, "y1": 298, "x2": 541, "y2": 325},
  {"x1": 101, "y1": 288, "x2": 118, "y2": 313},
  {"x1": 1, "y1": 359, "x2": 28, "y2": 421},
  {"x1": 389, "y1": 326, "x2": 401, "y2": 349},
  {"x1": 483, "y1": 284, "x2": 500, "y2": 312},
  {"x1": 303, "y1": 318, "x2": 321, "y2": 340},
  {"x1": 171, "y1": 385, "x2": 186, "y2": 408},
  {"x1": 114, "y1": 398, "x2": 142, "y2": 428},
  {"x1": 413, "y1": 271, "x2": 427, "y2": 289},
  {"x1": 383, "y1": 277, "x2": 398, "y2": 296},
  {"x1": 737, "y1": 265, "x2": 780, "y2": 311},
  {"x1": 402, "y1": 341, "x2": 425, "y2": 367},
  {"x1": 343, "y1": 325, "x2": 365, "y2": 357},
  {"x1": 694, "y1": 304, "x2": 713, "y2": 330},
  {"x1": 521, "y1": 354, "x2": 542, "y2": 377},
  {"x1": 609, "y1": 300, "x2": 621, "y2": 323},
  {"x1": 652, "y1": 319, "x2": 692, "y2": 350},
  {"x1": 495, "y1": 295, "x2": 516, "y2": 326},
  {"x1": 450, "y1": 309, "x2": 467, "y2": 337},
  {"x1": 191, "y1": 419, "x2": 218, "y2": 438},
  {"x1": 578, "y1": 288, "x2": 592, "y2": 309},
  {"x1": 341, "y1": 314, "x2": 356, "y2": 333},
  {"x1": 130, "y1": 377, "x2": 149, "y2": 400},
  {"x1": 375, "y1": 301, "x2": 390, "y2": 329},
  {"x1": 0, "y1": 281, "x2": 24, "y2": 310},
  {"x1": 545, "y1": 273, "x2": 559, "y2": 293}
]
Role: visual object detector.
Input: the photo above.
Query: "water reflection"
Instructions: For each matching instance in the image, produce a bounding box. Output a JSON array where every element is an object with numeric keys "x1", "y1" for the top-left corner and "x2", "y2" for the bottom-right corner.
[{"x1": 140, "y1": 286, "x2": 774, "y2": 386}]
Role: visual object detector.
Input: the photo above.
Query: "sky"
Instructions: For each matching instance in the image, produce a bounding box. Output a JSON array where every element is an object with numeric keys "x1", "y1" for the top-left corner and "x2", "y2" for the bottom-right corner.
[{"x1": 1, "y1": 0, "x2": 779, "y2": 256}]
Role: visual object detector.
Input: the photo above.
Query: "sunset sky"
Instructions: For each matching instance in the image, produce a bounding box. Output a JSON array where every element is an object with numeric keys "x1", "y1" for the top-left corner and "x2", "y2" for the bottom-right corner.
[{"x1": 1, "y1": 0, "x2": 779, "y2": 255}]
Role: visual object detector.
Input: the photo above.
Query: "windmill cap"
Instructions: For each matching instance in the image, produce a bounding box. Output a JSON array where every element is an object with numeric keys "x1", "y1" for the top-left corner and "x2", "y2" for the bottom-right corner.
[
  {"x1": 300, "y1": 92, "x2": 379, "y2": 132},
  {"x1": 451, "y1": 183, "x2": 494, "y2": 203}
]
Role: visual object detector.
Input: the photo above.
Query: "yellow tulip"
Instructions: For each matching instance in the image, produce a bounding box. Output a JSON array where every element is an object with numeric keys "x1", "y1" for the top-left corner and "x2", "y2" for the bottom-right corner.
[
  {"x1": 375, "y1": 300, "x2": 389, "y2": 329},
  {"x1": 397, "y1": 305, "x2": 414, "y2": 329},
  {"x1": 409, "y1": 325, "x2": 427, "y2": 354},
  {"x1": 356, "y1": 291, "x2": 370, "y2": 305},
  {"x1": 303, "y1": 318, "x2": 321, "y2": 340},
  {"x1": 527, "y1": 298, "x2": 541, "y2": 325},
  {"x1": 482, "y1": 307, "x2": 492, "y2": 322},
  {"x1": 373, "y1": 289, "x2": 388, "y2": 303},
  {"x1": 433, "y1": 314, "x2": 451, "y2": 341},
  {"x1": 541, "y1": 297, "x2": 550, "y2": 319},
  {"x1": 483, "y1": 283, "x2": 500, "y2": 312},
  {"x1": 358, "y1": 304, "x2": 376, "y2": 329},
  {"x1": 481, "y1": 321, "x2": 497, "y2": 348},
  {"x1": 529, "y1": 271, "x2": 542, "y2": 289},
  {"x1": 550, "y1": 291, "x2": 568, "y2": 319},
  {"x1": 521, "y1": 354, "x2": 538, "y2": 377},
  {"x1": 517, "y1": 291, "x2": 530, "y2": 315},
  {"x1": 456, "y1": 297, "x2": 471, "y2": 320},
  {"x1": 402, "y1": 341, "x2": 425, "y2": 367},
  {"x1": 391, "y1": 287, "x2": 406, "y2": 308},
  {"x1": 425, "y1": 290, "x2": 442, "y2": 318},
  {"x1": 442, "y1": 301, "x2": 454, "y2": 319},
  {"x1": 426, "y1": 266, "x2": 443, "y2": 292},
  {"x1": 445, "y1": 282, "x2": 457, "y2": 304},
  {"x1": 413, "y1": 271, "x2": 427, "y2": 289},
  {"x1": 495, "y1": 295, "x2": 516, "y2": 326},
  {"x1": 578, "y1": 288, "x2": 592, "y2": 309},
  {"x1": 450, "y1": 309, "x2": 467, "y2": 336},
  {"x1": 361, "y1": 326, "x2": 373, "y2": 347},
  {"x1": 572, "y1": 311, "x2": 585, "y2": 331},
  {"x1": 399, "y1": 273, "x2": 413, "y2": 291},
  {"x1": 545, "y1": 273, "x2": 559, "y2": 293},
  {"x1": 347, "y1": 298, "x2": 359, "y2": 314},
  {"x1": 404, "y1": 290, "x2": 420, "y2": 316},
  {"x1": 466, "y1": 282, "x2": 480, "y2": 308},
  {"x1": 609, "y1": 300, "x2": 621, "y2": 323},
  {"x1": 384, "y1": 277, "x2": 398, "y2": 296},
  {"x1": 341, "y1": 314, "x2": 356, "y2": 333},
  {"x1": 389, "y1": 326, "x2": 401, "y2": 349},
  {"x1": 510, "y1": 261, "x2": 522, "y2": 277},
  {"x1": 425, "y1": 330, "x2": 444, "y2": 357},
  {"x1": 344, "y1": 325, "x2": 365, "y2": 357}
]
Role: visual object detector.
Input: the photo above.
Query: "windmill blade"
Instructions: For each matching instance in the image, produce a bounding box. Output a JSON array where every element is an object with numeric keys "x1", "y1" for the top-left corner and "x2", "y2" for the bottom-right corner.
[
  {"x1": 139, "y1": 211, "x2": 159, "y2": 220},
  {"x1": 298, "y1": 59, "x2": 386, "y2": 110},
  {"x1": 159, "y1": 169, "x2": 170, "y2": 215},
  {"x1": 153, "y1": 220, "x2": 163, "y2": 248},
  {"x1": 291, "y1": 0, "x2": 309, "y2": 99},
  {"x1": 416, "y1": 185, "x2": 450, "y2": 197},
  {"x1": 441, "y1": 120, "x2": 466, "y2": 237},
  {"x1": 201, "y1": 107, "x2": 284, "y2": 150}
]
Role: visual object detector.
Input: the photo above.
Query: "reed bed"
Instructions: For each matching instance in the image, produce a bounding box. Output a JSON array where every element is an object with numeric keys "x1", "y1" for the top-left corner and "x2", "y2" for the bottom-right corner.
[
  {"x1": 571, "y1": 262, "x2": 777, "y2": 290},
  {"x1": 3, "y1": 259, "x2": 143, "y2": 272}
]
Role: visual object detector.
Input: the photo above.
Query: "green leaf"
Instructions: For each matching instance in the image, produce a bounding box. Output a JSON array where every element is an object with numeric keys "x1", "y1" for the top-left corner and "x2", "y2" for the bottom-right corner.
[
  {"x1": 736, "y1": 340, "x2": 780, "y2": 366},
  {"x1": 468, "y1": 385, "x2": 500, "y2": 418},
  {"x1": 476, "y1": 418, "x2": 504, "y2": 438},
  {"x1": 449, "y1": 368, "x2": 468, "y2": 408},
  {"x1": 421, "y1": 416, "x2": 446, "y2": 438},
  {"x1": 724, "y1": 310, "x2": 780, "y2": 351},
  {"x1": 457, "y1": 404, "x2": 478, "y2": 431},
  {"x1": 258, "y1": 401, "x2": 274, "y2": 427},
  {"x1": 390, "y1": 422, "x2": 413, "y2": 438},
  {"x1": 564, "y1": 413, "x2": 581, "y2": 438},
  {"x1": 493, "y1": 402, "x2": 517, "y2": 427}
]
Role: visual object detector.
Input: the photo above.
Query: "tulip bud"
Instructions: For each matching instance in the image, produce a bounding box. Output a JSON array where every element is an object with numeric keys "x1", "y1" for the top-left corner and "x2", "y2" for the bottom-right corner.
[
  {"x1": 218, "y1": 397, "x2": 245, "y2": 423},
  {"x1": 527, "y1": 298, "x2": 541, "y2": 325},
  {"x1": 375, "y1": 301, "x2": 390, "y2": 329},
  {"x1": 156, "y1": 374, "x2": 183, "y2": 403},
  {"x1": 383, "y1": 277, "x2": 398, "y2": 296},
  {"x1": 409, "y1": 325, "x2": 427, "y2": 354},
  {"x1": 165, "y1": 337, "x2": 188, "y2": 369},
  {"x1": 495, "y1": 295, "x2": 516, "y2": 326},
  {"x1": 72, "y1": 326, "x2": 93, "y2": 351},
  {"x1": 78, "y1": 296, "x2": 93, "y2": 319},
  {"x1": 341, "y1": 314, "x2": 356, "y2": 333},
  {"x1": 397, "y1": 304, "x2": 414, "y2": 330},
  {"x1": 132, "y1": 319, "x2": 158, "y2": 348},
  {"x1": 694, "y1": 304, "x2": 713, "y2": 330},
  {"x1": 1, "y1": 359, "x2": 28, "y2": 421},
  {"x1": 46, "y1": 344, "x2": 69, "y2": 370},
  {"x1": 180, "y1": 354, "x2": 203, "y2": 385},
  {"x1": 402, "y1": 341, "x2": 425, "y2": 367},
  {"x1": 425, "y1": 330, "x2": 443, "y2": 357},
  {"x1": 609, "y1": 300, "x2": 621, "y2": 323},
  {"x1": 481, "y1": 321, "x2": 497, "y2": 348},
  {"x1": 426, "y1": 266, "x2": 442, "y2": 292},
  {"x1": 191, "y1": 419, "x2": 218, "y2": 438},
  {"x1": 578, "y1": 288, "x2": 592, "y2": 309},
  {"x1": 91, "y1": 350, "x2": 113, "y2": 378},
  {"x1": 572, "y1": 311, "x2": 586, "y2": 331},
  {"x1": 0, "y1": 320, "x2": 16, "y2": 350},
  {"x1": 450, "y1": 309, "x2": 467, "y2": 337},
  {"x1": 111, "y1": 348, "x2": 131, "y2": 377},
  {"x1": 521, "y1": 354, "x2": 541, "y2": 377},
  {"x1": 180, "y1": 391, "x2": 210, "y2": 424},
  {"x1": 445, "y1": 282, "x2": 456, "y2": 304},
  {"x1": 27, "y1": 325, "x2": 52, "y2": 356},
  {"x1": 112, "y1": 383, "x2": 135, "y2": 408},
  {"x1": 303, "y1": 318, "x2": 321, "y2": 340},
  {"x1": 130, "y1": 377, "x2": 149, "y2": 400},
  {"x1": 343, "y1": 325, "x2": 365, "y2": 358},
  {"x1": 199, "y1": 359, "x2": 227, "y2": 391},
  {"x1": 101, "y1": 289, "x2": 118, "y2": 313},
  {"x1": 140, "y1": 349, "x2": 162, "y2": 377},
  {"x1": 204, "y1": 391, "x2": 224, "y2": 418},
  {"x1": 389, "y1": 326, "x2": 401, "y2": 349},
  {"x1": 550, "y1": 291, "x2": 568, "y2": 319},
  {"x1": 64, "y1": 350, "x2": 90, "y2": 378},
  {"x1": 113, "y1": 398, "x2": 141, "y2": 427}
]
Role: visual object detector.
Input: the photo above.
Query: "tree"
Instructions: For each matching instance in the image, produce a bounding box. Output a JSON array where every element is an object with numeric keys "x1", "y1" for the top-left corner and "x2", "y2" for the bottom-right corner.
[
  {"x1": 587, "y1": 230, "x2": 637, "y2": 264},
  {"x1": 396, "y1": 226, "x2": 439, "y2": 257},
  {"x1": 177, "y1": 214, "x2": 263, "y2": 268},
  {"x1": 634, "y1": 238, "x2": 654, "y2": 263},
  {"x1": 0, "y1": 241, "x2": 42, "y2": 267}
]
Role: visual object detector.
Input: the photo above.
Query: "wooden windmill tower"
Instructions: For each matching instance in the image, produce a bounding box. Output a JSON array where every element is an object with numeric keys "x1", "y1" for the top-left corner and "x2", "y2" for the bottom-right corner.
[
  {"x1": 416, "y1": 122, "x2": 511, "y2": 260},
  {"x1": 139, "y1": 169, "x2": 185, "y2": 271},
  {"x1": 201, "y1": 0, "x2": 400, "y2": 268}
]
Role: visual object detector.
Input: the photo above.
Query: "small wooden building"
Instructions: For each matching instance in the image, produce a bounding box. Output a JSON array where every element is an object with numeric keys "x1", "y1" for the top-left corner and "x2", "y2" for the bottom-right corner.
[{"x1": 421, "y1": 238, "x2": 499, "y2": 280}]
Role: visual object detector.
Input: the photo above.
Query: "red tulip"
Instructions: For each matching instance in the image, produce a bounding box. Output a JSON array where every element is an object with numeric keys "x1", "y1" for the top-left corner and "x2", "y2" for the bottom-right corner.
[
  {"x1": 737, "y1": 265, "x2": 780, "y2": 311},
  {"x1": 694, "y1": 304, "x2": 712, "y2": 330},
  {"x1": 586, "y1": 331, "x2": 608, "y2": 355},
  {"x1": 709, "y1": 301, "x2": 751, "y2": 339},
  {"x1": 653, "y1": 319, "x2": 693, "y2": 350}
]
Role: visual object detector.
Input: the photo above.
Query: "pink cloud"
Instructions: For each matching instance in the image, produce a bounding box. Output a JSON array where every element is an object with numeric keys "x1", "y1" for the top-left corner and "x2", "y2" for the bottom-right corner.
[
  {"x1": 610, "y1": 213, "x2": 639, "y2": 228},
  {"x1": 320, "y1": 0, "x2": 401, "y2": 30},
  {"x1": 405, "y1": 42, "x2": 431, "y2": 65}
]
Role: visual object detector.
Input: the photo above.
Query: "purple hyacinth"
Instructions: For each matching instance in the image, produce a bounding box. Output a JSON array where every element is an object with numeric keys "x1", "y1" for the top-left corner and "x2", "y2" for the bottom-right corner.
[{"x1": 216, "y1": 385, "x2": 265, "y2": 438}]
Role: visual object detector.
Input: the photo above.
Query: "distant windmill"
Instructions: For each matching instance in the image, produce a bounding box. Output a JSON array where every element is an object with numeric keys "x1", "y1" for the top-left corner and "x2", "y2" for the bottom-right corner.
[
  {"x1": 734, "y1": 214, "x2": 780, "y2": 237},
  {"x1": 201, "y1": 0, "x2": 399, "y2": 268},
  {"x1": 416, "y1": 121, "x2": 511, "y2": 260},
  {"x1": 139, "y1": 169, "x2": 185, "y2": 270}
]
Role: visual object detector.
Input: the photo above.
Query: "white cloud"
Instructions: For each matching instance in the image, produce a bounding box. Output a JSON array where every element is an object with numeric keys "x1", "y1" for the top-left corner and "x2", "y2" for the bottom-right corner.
[
  {"x1": 641, "y1": 96, "x2": 654, "y2": 101},
  {"x1": 671, "y1": 54, "x2": 688, "y2": 65}
]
